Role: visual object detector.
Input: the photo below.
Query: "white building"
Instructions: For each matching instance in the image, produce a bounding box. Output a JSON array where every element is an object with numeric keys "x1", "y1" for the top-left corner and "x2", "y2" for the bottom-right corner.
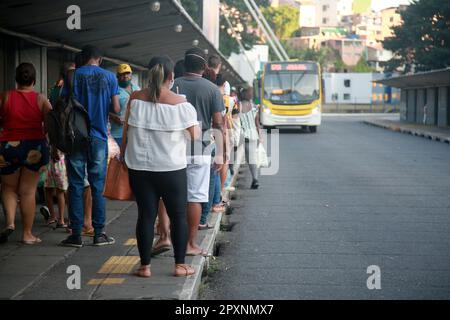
[
  {"x1": 323, "y1": 72, "x2": 373, "y2": 104},
  {"x1": 228, "y1": 45, "x2": 269, "y2": 84},
  {"x1": 299, "y1": 0, "x2": 354, "y2": 27},
  {"x1": 202, "y1": 0, "x2": 220, "y2": 48}
]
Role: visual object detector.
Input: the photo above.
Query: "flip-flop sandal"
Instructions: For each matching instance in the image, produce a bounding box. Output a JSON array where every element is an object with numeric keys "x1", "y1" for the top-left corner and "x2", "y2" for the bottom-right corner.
[
  {"x1": 174, "y1": 264, "x2": 195, "y2": 277},
  {"x1": 198, "y1": 224, "x2": 214, "y2": 230},
  {"x1": 56, "y1": 223, "x2": 68, "y2": 229},
  {"x1": 46, "y1": 219, "x2": 58, "y2": 226},
  {"x1": 151, "y1": 244, "x2": 171, "y2": 257},
  {"x1": 22, "y1": 237, "x2": 42, "y2": 245},
  {"x1": 186, "y1": 249, "x2": 209, "y2": 257},
  {"x1": 211, "y1": 207, "x2": 225, "y2": 213},
  {"x1": 82, "y1": 228, "x2": 95, "y2": 237}
]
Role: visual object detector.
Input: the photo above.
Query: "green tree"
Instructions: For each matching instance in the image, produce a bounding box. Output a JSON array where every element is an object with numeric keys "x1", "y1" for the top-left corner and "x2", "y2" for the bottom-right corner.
[
  {"x1": 382, "y1": 0, "x2": 450, "y2": 73},
  {"x1": 286, "y1": 45, "x2": 342, "y2": 71},
  {"x1": 180, "y1": 0, "x2": 201, "y2": 26},
  {"x1": 180, "y1": 0, "x2": 277, "y2": 58},
  {"x1": 262, "y1": 5, "x2": 300, "y2": 40},
  {"x1": 354, "y1": 57, "x2": 374, "y2": 72}
]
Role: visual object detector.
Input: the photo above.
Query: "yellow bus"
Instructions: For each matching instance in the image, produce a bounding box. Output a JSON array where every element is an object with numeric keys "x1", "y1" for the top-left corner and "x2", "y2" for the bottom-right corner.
[{"x1": 254, "y1": 61, "x2": 322, "y2": 133}]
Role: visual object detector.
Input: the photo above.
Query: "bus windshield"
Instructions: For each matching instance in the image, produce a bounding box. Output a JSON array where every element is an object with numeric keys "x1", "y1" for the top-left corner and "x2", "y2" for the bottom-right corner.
[{"x1": 264, "y1": 72, "x2": 320, "y2": 105}]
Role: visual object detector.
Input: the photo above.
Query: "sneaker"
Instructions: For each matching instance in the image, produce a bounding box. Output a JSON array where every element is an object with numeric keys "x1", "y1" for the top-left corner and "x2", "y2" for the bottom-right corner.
[
  {"x1": 60, "y1": 235, "x2": 83, "y2": 248},
  {"x1": 251, "y1": 180, "x2": 259, "y2": 190},
  {"x1": 39, "y1": 206, "x2": 50, "y2": 221},
  {"x1": 93, "y1": 233, "x2": 115, "y2": 246}
]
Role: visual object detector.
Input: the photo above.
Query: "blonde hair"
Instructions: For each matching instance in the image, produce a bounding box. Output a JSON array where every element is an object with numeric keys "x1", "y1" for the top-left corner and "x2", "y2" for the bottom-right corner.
[{"x1": 148, "y1": 63, "x2": 164, "y2": 103}]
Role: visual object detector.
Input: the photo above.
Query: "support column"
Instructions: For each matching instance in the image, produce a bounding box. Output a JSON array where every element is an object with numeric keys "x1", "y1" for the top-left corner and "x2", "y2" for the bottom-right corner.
[{"x1": 438, "y1": 86, "x2": 448, "y2": 127}]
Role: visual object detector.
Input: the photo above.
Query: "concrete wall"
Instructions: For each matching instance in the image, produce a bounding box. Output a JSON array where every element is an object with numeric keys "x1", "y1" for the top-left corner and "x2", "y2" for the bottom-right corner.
[
  {"x1": 438, "y1": 86, "x2": 449, "y2": 127},
  {"x1": 406, "y1": 89, "x2": 416, "y2": 122},
  {"x1": 0, "y1": 35, "x2": 18, "y2": 92},
  {"x1": 426, "y1": 88, "x2": 437, "y2": 125},
  {"x1": 17, "y1": 43, "x2": 47, "y2": 94},
  {"x1": 400, "y1": 89, "x2": 407, "y2": 121}
]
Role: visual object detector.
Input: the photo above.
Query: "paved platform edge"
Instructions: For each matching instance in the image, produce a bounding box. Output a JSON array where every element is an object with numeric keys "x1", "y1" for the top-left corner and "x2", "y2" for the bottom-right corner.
[
  {"x1": 178, "y1": 146, "x2": 245, "y2": 300},
  {"x1": 364, "y1": 119, "x2": 450, "y2": 144}
]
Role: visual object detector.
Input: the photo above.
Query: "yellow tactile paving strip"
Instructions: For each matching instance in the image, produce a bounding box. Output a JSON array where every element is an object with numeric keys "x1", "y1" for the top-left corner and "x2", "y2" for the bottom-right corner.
[
  {"x1": 87, "y1": 278, "x2": 125, "y2": 285},
  {"x1": 124, "y1": 238, "x2": 137, "y2": 246},
  {"x1": 97, "y1": 256, "x2": 140, "y2": 274}
]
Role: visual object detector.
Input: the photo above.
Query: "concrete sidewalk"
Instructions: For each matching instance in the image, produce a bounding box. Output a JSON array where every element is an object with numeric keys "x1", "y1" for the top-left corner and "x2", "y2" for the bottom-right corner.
[
  {"x1": 0, "y1": 148, "x2": 243, "y2": 300},
  {"x1": 0, "y1": 201, "x2": 223, "y2": 300},
  {"x1": 364, "y1": 118, "x2": 450, "y2": 144}
]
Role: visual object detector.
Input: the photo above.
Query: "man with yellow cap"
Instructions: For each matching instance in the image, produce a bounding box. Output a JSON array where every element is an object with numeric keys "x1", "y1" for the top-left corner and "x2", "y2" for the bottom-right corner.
[{"x1": 109, "y1": 64, "x2": 140, "y2": 147}]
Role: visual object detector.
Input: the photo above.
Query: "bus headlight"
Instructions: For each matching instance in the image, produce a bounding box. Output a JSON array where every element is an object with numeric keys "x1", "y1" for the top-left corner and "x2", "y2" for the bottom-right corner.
[
  {"x1": 312, "y1": 104, "x2": 321, "y2": 115},
  {"x1": 262, "y1": 105, "x2": 271, "y2": 114}
]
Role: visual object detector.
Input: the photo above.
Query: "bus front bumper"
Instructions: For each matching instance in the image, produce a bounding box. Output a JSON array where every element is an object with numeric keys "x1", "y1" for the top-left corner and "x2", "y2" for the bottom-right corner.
[{"x1": 260, "y1": 112, "x2": 321, "y2": 127}]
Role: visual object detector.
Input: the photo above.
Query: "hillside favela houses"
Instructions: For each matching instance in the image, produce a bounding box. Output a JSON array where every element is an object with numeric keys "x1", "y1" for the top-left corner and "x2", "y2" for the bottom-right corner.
[{"x1": 225, "y1": 0, "x2": 406, "y2": 109}]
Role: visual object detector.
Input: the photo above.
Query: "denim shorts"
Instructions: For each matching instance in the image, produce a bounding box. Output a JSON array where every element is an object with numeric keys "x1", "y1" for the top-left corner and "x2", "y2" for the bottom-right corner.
[{"x1": 0, "y1": 139, "x2": 49, "y2": 175}]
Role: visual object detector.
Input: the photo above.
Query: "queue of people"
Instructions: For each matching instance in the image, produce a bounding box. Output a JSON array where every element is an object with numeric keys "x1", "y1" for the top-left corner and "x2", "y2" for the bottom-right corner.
[{"x1": 0, "y1": 45, "x2": 263, "y2": 278}]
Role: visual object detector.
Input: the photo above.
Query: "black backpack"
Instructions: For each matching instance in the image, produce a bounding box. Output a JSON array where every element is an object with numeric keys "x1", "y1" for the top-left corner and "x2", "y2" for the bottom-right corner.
[{"x1": 46, "y1": 70, "x2": 91, "y2": 155}]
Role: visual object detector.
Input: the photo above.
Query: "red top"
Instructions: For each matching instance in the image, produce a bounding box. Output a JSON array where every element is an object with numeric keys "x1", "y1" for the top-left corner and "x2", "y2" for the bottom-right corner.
[{"x1": 0, "y1": 90, "x2": 45, "y2": 141}]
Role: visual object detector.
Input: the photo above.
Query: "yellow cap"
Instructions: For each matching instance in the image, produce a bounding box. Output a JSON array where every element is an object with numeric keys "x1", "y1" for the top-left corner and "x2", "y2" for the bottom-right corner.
[{"x1": 117, "y1": 64, "x2": 132, "y2": 74}]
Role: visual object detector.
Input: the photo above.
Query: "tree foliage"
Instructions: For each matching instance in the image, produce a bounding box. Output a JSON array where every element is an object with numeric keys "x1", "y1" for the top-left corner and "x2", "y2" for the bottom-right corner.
[
  {"x1": 262, "y1": 5, "x2": 300, "y2": 40},
  {"x1": 179, "y1": 0, "x2": 260, "y2": 57},
  {"x1": 382, "y1": 0, "x2": 450, "y2": 73},
  {"x1": 354, "y1": 57, "x2": 375, "y2": 73}
]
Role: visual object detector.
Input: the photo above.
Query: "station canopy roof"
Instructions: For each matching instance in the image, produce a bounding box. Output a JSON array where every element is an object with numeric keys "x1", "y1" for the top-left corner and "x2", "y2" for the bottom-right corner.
[
  {"x1": 0, "y1": 0, "x2": 245, "y2": 85},
  {"x1": 375, "y1": 68, "x2": 450, "y2": 89}
]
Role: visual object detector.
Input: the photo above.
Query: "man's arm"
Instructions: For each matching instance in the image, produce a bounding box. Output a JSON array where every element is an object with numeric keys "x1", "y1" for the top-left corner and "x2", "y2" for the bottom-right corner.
[
  {"x1": 111, "y1": 95, "x2": 120, "y2": 114},
  {"x1": 212, "y1": 112, "x2": 225, "y2": 171},
  {"x1": 255, "y1": 106, "x2": 263, "y2": 143}
]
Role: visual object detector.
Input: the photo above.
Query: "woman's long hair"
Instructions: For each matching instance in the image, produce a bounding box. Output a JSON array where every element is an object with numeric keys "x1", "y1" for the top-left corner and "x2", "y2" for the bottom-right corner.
[{"x1": 148, "y1": 56, "x2": 174, "y2": 103}]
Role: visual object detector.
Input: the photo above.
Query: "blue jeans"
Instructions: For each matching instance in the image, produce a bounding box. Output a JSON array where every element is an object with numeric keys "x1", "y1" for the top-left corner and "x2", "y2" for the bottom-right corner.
[
  {"x1": 213, "y1": 173, "x2": 221, "y2": 205},
  {"x1": 67, "y1": 137, "x2": 108, "y2": 237},
  {"x1": 200, "y1": 164, "x2": 216, "y2": 225}
]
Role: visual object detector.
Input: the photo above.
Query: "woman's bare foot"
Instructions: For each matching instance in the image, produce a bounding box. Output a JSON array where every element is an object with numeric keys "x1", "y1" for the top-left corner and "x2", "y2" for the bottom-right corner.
[
  {"x1": 174, "y1": 264, "x2": 195, "y2": 277},
  {"x1": 135, "y1": 265, "x2": 151, "y2": 278},
  {"x1": 186, "y1": 245, "x2": 208, "y2": 256}
]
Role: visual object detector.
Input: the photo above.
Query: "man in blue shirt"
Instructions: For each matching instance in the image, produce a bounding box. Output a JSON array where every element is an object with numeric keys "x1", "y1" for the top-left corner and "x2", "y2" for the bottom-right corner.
[{"x1": 61, "y1": 45, "x2": 120, "y2": 248}]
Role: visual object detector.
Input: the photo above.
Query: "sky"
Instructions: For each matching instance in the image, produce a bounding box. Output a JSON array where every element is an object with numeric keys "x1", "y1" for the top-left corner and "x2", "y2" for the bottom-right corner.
[{"x1": 371, "y1": 0, "x2": 412, "y2": 11}]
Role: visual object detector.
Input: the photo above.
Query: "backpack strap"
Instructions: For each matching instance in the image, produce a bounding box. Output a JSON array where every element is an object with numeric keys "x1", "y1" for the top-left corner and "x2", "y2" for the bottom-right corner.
[{"x1": 65, "y1": 69, "x2": 75, "y2": 98}]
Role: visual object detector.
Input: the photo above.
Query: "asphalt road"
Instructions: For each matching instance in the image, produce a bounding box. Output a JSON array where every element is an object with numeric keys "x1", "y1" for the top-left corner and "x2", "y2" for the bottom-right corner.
[{"x1": 201, "y1": 114, "x2": 450, "y2": 300}]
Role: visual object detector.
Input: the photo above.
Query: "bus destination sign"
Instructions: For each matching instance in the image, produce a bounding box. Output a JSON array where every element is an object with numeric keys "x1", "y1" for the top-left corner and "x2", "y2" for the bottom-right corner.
[{"x1": 268, "y1": 63, "x2": 315, "y2": 72}]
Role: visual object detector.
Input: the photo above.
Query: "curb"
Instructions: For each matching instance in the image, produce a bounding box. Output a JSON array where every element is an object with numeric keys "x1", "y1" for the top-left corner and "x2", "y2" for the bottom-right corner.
[
  {"x1": 364, "y1": 120, "x2": 450, "y2": 145},
  {"x1": 179, "y1": 146, "x2": 245, "y2": 300}
]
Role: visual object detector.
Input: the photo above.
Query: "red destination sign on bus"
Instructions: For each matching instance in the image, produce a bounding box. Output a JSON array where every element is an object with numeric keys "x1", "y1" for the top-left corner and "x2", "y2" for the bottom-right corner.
[{"x1": 270, "y1": 63, "x2": 310, "y2": 71}]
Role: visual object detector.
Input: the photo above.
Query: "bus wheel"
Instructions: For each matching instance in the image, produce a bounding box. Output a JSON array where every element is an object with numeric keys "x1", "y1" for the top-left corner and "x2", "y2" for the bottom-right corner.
[{"x1": 309, "y1": 126, "x2": 317, "y2": 133}]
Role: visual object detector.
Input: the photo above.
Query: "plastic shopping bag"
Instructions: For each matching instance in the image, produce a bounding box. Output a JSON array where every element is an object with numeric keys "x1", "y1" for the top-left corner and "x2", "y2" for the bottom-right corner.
[{"x1": 257, "y1": 144, "x2": 269, "y2": 168}]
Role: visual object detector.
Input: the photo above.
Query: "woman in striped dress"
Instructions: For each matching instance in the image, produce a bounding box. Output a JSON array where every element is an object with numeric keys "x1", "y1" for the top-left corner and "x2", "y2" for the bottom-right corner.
[{"x1": 239, "y1": 87, "x2": 262, "y2": 190}]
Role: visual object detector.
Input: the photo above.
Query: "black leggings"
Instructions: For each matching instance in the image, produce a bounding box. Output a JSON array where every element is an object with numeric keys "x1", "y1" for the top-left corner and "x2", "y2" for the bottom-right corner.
[{"x1": 129, "y1": 168, "x2": 188, "y2": 265}]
